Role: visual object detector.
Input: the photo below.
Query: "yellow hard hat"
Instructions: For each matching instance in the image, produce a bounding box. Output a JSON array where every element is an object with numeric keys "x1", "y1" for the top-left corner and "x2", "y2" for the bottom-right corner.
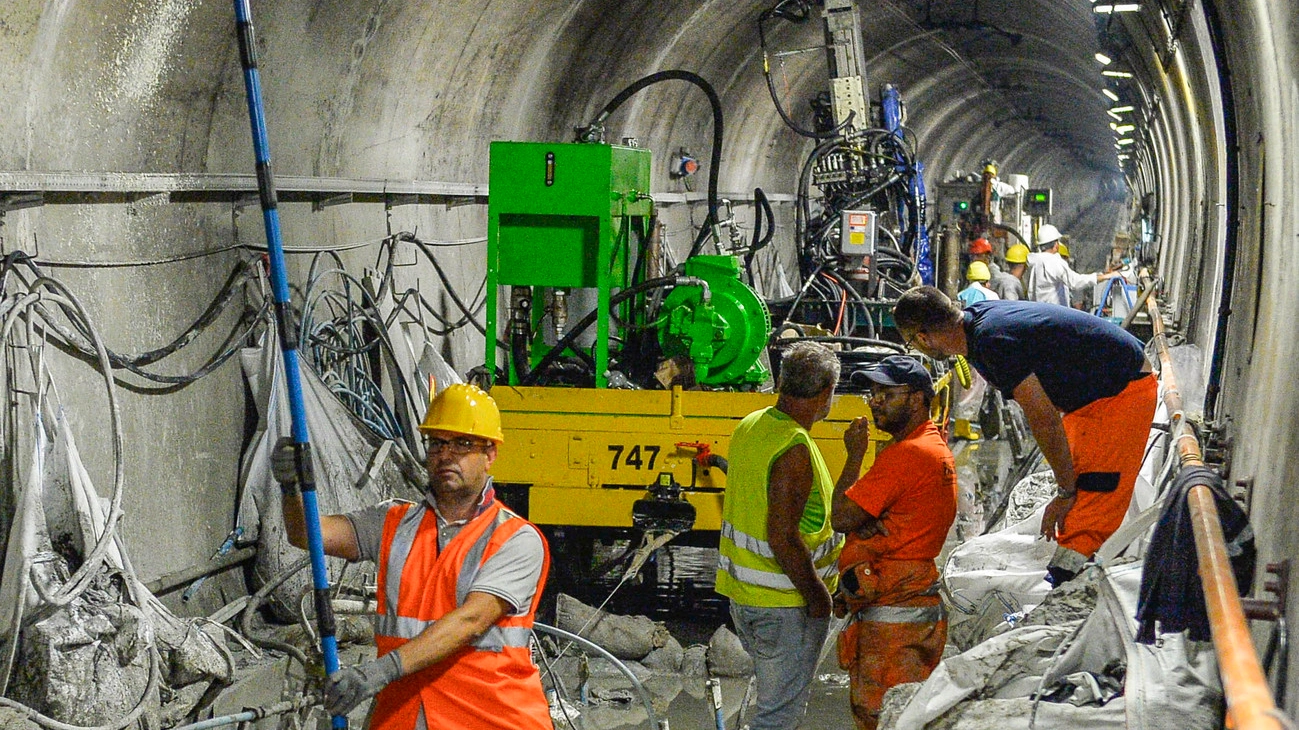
[
  {"x1": 1058, "y1": 242, "x2": 1070, "y2": 258},
  {"x1": 418, "y1": 383, "x2": 504, "y2": 443},
  {"x1": 966, "y1": 260, "x2": 991, "y2": 282},
  {"x1": 1005, "y1": 243, "x2": 1030, "y2": 264}
]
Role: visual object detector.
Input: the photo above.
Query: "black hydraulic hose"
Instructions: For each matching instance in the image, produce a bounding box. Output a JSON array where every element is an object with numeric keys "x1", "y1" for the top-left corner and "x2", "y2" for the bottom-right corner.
[
  {"x1": 744, "y1": 188, "x2": 776, "y2": 287},
  {"x1": 991, "y1": 223, "x2": 1029, "y2": 247},
  {"x1": 520, "y1": 276, "x2": 682, "y2": 386},
  {"x1": 823, "y1": 267, "x2": 877, "y2": 339},
  {"x1": 757, "y1": 6, "x2": 855, "y2": 139},
  {"x1": 751, "y1": 187, "x2": 775, "y2": 253},
  {"x1": 774, "y1": 261, "x2": 826, "y2": 333},
  {"x1": 584, "y1": 71, "x2": 723, "y2": 259},
  {"x1": 771, "y1": 335, "x2": 906, "y2": 353}
]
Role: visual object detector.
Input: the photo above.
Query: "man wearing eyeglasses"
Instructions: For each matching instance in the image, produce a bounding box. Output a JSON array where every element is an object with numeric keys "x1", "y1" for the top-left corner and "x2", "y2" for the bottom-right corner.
[
  {"x1": 273, "y1": 383, "x2": 551, "y2": 730},
  {"x1": 831, "y1": 355, "x2": 957, "y2": 730},
  {"x1": 892, "y1": 287, "x2": 1157, "y2": 588}
]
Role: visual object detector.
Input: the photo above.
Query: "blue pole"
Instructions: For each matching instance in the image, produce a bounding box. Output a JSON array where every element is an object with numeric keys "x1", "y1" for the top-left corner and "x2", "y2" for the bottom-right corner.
[{"x1": 231, "y1": 3, "x2": 345, "y2": 728}]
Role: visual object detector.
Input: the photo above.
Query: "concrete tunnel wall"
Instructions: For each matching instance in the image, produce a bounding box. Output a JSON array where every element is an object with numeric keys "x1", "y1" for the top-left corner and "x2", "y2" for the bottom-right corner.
[{"x1": 1, "y1": 0, "x2": 1298, "y2": 704}]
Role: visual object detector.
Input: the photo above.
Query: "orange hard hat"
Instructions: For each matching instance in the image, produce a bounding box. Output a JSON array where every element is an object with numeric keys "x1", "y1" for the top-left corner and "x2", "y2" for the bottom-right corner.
[{"x1": 969, "y1": 238, "x2": 993, "y2": 255}]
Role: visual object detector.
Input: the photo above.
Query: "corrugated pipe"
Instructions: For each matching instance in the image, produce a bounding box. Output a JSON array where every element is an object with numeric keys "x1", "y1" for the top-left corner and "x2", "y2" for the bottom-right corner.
[{"x1": 1141, "y1": 271, "x2": 1283, "y2": 730}]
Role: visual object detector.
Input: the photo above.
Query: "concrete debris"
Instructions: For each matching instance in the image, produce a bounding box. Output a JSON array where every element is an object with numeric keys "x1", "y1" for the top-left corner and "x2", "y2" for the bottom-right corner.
[
  {"x1": 878, "y1": 682, "x2": 923, "y2": 727},
  {"x1": 642, "y1": 675, "x2": 684, "y2": 714},
  {"x1": 706, "y1": 626, "x2": 754, "y2": 677},
  {"x1": 9, "y1": 599, "x2": 159, "y2": 729},
  {"x1": 681, "y1": 644, "x2": 709, "y2": 678},
  {"x1": 642, "y1": 634, "x2": 684, "y2": 673},
  {"x1": 991, "y1": 471, "x2": 1058, "y2": 532},
  {"x1": 1018, "y1": 564, "x2": 1105, "y2": 629},
  {"x1": 555, "y1": 593, "x2": 669, "y2": 659},
  {"x1": 587, "y1": 658, "x2": 652, "y2": 681},
  {"x1": 0, "y1": 707, "x2": 35, "y2": 730}
]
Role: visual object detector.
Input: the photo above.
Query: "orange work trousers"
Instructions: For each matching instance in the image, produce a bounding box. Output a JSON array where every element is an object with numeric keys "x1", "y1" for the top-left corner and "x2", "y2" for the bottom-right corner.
[
  {"x1": 843, "y1": 615, "x2": 945, "y2": 730},
  {"x1": 1058, "y1": 372, "x2": 1159, "y2": 558}
]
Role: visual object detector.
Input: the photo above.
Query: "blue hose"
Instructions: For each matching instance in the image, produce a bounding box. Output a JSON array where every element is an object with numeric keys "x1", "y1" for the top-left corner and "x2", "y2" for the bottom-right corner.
[{"x1": 231, "y1": 2, "x2": 345, "y2": 728}]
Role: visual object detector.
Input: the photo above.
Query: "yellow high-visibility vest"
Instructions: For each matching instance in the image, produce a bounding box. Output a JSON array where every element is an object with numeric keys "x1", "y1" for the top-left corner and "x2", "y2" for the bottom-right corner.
[{"x1": 716, "y1": 407, "x2": 842, "y2": 607}]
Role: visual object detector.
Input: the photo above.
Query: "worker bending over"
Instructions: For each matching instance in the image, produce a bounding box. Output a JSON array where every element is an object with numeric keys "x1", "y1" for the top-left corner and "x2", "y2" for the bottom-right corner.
[
  {"x1": 716, "y1": 341, "x2": 844, "y2": 730},
  {"x1": 274, "y1": 384, "x2": 551, "y2": 729},
  {"x1": 832, "y1": 356, "x2": 956, "y2": 730},
  {"x1": 893, "y1": 289, "x2": 1157, "y2": 586},
  {"x1": 1026, "y1": 224, "x2": 1120, "y2": 307}
]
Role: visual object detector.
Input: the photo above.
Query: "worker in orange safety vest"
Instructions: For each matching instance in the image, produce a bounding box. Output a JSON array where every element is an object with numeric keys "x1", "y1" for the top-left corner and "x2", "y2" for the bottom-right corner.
[{"x1": 274, "y1": 383, "x2": 551, "y2": 729}]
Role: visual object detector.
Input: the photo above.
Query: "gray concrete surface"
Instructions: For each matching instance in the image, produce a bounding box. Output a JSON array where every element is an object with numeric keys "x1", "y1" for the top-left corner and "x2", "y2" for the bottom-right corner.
[{"x1": 0, "y1": 0, "x2": 1297, "y2": 715}]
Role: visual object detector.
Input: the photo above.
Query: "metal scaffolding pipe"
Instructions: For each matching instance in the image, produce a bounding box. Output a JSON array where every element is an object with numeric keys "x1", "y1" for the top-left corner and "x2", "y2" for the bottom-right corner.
[{"x1": 1141, "y1": 271, "x2": 1282, "y2": 730}]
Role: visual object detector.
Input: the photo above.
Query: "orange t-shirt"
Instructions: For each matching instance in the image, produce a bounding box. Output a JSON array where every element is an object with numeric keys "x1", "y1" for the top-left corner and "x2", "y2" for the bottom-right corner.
[{"x1": 844, "y1": 420, "x2": 957, "y2": 562}]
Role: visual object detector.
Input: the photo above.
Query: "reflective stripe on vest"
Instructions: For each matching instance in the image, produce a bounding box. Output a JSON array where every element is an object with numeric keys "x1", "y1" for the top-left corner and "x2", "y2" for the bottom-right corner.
[
  {"x1": 717, "y1": 543, "x2": 842, "y2": 591},
  {"x1": 855, "y1": 603, "x2": 946, "y2": 624},
  {"x1": 375, "y1": 614, "x2": 533, "y2": 651},
  {"x1": 721, "y1": 521, "x2": 843, "y2": 563},
  {"x1": 717, "y1": 407, "x2": 843, "y2": 607},
  {"x1": 379, "y1": 503, "x2": 518, "y2": 653}
]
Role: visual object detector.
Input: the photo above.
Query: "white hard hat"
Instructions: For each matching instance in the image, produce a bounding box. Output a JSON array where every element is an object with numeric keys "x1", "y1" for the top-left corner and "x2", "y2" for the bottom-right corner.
[{"x1": 1037, "y1": 223, "x2": 1062, "y2": 247}]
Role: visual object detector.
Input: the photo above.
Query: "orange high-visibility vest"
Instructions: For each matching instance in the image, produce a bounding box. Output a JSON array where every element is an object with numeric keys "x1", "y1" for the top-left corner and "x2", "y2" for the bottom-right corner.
[{"x1": 369, "y1": 499, "x2": 551, "y2": 730}]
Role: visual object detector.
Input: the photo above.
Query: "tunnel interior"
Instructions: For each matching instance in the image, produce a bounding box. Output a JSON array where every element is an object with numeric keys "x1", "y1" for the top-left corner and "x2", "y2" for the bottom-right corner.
[{"x1": 0, "y1": 0, "x2": 1297, "y2": 724}]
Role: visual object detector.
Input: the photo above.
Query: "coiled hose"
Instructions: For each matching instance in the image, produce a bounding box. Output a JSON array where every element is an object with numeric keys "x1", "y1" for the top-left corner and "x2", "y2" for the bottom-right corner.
[{"x1": 581, "y1": 71, "x2": 723, "y2": 259}]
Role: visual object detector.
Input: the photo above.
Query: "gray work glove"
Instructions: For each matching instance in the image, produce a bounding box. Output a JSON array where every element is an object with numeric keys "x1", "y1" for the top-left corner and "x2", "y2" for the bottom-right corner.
[
  {"x1": 325, "y1": 651, "x2": 403, "y2": 716},
  {"x1": 270, "y1": 436, "x2": 312, "y2": 489}
]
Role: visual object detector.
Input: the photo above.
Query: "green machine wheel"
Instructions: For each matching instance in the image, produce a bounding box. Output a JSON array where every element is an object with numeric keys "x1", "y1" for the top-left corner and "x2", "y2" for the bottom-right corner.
[{"x1": 658, "y1": 255, "x2": 771, "y2": 386}]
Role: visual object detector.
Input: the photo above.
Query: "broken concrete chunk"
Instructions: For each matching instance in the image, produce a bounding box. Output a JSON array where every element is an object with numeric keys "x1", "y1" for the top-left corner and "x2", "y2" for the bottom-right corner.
[
  {"x1": 555, "y1": 593, "x2": 663, "y2": 659},
  {"x1": 642, "y1": 634, "x2": 684, "y2": 674},
  {"x1": 681, "y1": 644, "x2": 709, "y2": 678},
  {"x1": 706, "y1": 626, "x2": 754, "y2": 677}
]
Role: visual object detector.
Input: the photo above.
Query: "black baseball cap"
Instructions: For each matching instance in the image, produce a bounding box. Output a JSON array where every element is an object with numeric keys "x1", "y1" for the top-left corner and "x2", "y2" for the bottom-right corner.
[{"x1": 864, "y1": 355, "x2": 934, "y2": 397}]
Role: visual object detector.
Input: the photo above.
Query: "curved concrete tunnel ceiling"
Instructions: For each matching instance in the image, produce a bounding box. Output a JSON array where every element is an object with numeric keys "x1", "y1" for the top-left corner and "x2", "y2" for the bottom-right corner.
[{"x1": 2, "y1": 0, "x2": 1141, "y2": 235}]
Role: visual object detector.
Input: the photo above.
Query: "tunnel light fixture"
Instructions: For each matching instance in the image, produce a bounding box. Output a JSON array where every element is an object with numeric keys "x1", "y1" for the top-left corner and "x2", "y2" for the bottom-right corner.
[
  {"x1": 1116, "y1": 138, "x2": 1135, "y2": 146},
  {"x1": 1102, "y1": 89, "x2": 1121, "y2": 102},
  {"x1": 1117, "y1": 154, "x2": 1131, "y2": 160},
  {"x1": 1114, "y1": 124, "x2": 1135, "y2": 133},
  {"x1": 1094, "y1": 4, "x2": 1141, "y2": 12},
  {"x1": 1103, "y1": 70, "x2": 1135, "y2": 78},
  {"x1": 1095, "y1": 53, "x2": 1113, "y2": 65},
  {"x1": 1110, "y1": 105, "x2": 1135, "y2": 114},
  {"x1": 1108, "y1": 110, "x2": 1124, "y2": 121}
]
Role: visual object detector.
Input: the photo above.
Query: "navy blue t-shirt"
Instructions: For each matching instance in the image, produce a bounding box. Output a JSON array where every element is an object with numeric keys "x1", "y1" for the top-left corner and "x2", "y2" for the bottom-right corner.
[{"x1": 963, "y1": 300, "x2": 1148, "y2": 413}]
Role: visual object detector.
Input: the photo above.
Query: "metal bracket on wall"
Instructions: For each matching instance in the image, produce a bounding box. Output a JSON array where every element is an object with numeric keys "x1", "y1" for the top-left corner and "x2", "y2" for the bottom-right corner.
[{"x1": 1241, "y1": 560, "x2": 1290, "y2": 707}]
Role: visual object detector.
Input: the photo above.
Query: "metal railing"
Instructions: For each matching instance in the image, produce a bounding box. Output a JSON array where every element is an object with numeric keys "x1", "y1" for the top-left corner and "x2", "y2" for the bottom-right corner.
[{"x1": 1141, "y1": 272, "x2": 1284, "y2": 729}]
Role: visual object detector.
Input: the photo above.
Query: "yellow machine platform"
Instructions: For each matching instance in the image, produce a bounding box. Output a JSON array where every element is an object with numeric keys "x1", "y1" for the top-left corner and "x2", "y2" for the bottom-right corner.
[{"x1": 489, "y1": 385, "x2": 888, "y2": 530}]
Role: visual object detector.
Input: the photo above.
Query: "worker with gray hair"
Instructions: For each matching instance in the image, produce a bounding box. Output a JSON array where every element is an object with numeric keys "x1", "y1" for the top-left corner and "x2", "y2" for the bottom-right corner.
[{"x1": 715, "y1": 341, "x2": 845, "y2": 729}]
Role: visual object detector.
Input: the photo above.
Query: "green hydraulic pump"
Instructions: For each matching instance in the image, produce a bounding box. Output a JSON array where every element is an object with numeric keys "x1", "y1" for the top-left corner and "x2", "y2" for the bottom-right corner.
[{"x1": 657, "y1": 255, "x2": 770, "y2": 387}]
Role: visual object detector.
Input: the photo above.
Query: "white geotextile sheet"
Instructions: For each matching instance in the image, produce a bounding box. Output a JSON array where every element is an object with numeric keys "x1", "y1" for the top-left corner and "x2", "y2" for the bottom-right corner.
[
  {"x1": 236, "y1": 334, "x2": 420, "y2": 617},
  {"x1": 895, "y1": 561, "x2": 1223, "y2": 729}
]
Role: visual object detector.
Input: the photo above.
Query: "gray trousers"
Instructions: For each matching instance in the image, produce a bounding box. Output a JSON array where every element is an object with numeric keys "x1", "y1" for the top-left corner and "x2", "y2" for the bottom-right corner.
[{"x1": 730, "y1": 602, "x2": 831, "y2": 730}]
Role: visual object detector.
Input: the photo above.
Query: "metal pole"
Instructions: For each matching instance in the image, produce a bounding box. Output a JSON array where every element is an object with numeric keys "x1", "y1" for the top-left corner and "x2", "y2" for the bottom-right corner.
[
  {"x1": 1141, "y1": 270, "x2": 1282, "y2": 730},
  {"x1": 230, "y1": 3, "x2": 345, "y2": 728}
]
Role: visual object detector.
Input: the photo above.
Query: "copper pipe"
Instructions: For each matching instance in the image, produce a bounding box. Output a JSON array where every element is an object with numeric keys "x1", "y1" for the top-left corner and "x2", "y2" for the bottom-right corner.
[{"x1": 1140, "y1": 270, "x2": 1282, "y2": 729}]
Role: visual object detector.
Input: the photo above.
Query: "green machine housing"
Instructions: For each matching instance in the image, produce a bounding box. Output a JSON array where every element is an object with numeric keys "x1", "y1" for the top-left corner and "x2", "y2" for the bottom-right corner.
[
  {"x1": 486, "y1": 141, "x2": 653, "y2": 388},
  {"x1": 486, "y1": 140, "x2": 770, "y2": 389}
]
